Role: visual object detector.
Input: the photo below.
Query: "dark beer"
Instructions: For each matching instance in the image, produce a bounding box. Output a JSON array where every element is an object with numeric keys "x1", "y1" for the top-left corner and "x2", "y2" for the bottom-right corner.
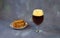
[
  {"x1": 32, "y1": 15, "x2": 44, "y2": 25},
  {"x1": 32, "y1": 9, "x2": 44, "y2": 25}
]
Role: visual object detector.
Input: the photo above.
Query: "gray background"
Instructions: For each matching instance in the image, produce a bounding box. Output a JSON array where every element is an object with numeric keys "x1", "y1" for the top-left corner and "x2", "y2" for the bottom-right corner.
[{"x1": 0, "y1": 0, "x2": 60, "y2": 38}]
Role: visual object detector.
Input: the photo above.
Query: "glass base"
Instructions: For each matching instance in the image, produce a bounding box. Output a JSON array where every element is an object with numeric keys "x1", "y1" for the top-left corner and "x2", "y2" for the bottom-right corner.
[{"x1": 35, "y1": 30, "x2": 43, "y2": 33}]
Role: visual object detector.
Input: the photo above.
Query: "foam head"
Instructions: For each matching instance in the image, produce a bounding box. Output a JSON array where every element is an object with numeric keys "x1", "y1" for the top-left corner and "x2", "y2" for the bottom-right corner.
[{"x1": 33, "y1": 9, "x2": 44, "y2": 16}]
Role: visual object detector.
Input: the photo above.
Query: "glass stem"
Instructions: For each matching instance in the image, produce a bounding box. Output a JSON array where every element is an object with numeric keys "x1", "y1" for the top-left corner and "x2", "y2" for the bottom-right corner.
[{"x1": 35, "y1": 26, "x2": 39, "y2": 32}]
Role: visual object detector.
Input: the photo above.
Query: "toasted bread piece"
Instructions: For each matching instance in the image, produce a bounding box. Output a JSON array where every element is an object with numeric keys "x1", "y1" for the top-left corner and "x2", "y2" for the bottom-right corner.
[{"x1": 10, "y1": 20, "x2": 28, "y2": 29}]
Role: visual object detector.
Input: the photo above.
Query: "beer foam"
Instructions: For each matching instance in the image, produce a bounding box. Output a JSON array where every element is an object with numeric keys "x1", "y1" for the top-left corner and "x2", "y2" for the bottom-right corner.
[{"x1": 33, "y1": 9, "x2": 44, "y2": 16}]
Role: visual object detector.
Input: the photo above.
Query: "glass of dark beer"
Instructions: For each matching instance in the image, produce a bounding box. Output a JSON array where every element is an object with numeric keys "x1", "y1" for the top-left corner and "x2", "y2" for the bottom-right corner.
[{"x1": 32, "y1": 9, "x2": 44, "y2": 32}]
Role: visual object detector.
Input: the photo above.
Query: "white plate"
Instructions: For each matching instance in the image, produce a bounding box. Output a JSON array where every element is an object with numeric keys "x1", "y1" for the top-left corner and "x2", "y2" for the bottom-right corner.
[{"x1": 10, "y1": 22, "x2": 28, "y2": 29}]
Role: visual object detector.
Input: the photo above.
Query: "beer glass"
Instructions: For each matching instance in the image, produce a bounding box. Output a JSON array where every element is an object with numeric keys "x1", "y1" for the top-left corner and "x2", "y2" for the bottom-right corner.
[{"x1": 32, "y1": 9, "x2": 44, "y2": 32}]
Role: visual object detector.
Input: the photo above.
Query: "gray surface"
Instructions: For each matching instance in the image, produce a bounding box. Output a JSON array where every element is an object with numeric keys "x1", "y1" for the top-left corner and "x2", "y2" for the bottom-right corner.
[{"x1": 0, "y1": 0, "x2": 60, "y2": 38}]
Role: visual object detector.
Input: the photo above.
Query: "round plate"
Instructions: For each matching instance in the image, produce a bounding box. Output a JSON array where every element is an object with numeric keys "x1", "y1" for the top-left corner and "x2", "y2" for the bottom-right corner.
[{"x1": 10, "y1": 22, "x2": 28, "y2": 29}]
